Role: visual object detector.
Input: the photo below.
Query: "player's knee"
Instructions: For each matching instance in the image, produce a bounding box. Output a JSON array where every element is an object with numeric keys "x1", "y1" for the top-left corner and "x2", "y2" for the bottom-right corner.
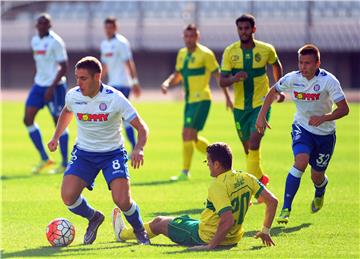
[
  {"x1": 311, "y1": 171, "x2": 325, "y2": 185},
  {"x1": 23, "y1": 116, "x2": 33, "y2": 126},
  {"x1": 294, "y1": 154, "x2": 309, "y2": 171},
  {"x1": 61, "y1": 190, "x2": 78, "y2": 206},
  {"x1": 149, "y1": 216, "x2": 166, "y2": 235},
  {"x1": 113, "y1": 196, "x2": 131, "y2": 211}
]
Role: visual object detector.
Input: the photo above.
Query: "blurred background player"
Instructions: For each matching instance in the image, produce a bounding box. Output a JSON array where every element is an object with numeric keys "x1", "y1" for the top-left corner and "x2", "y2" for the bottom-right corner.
[
  {"x1": 23, "y1": 13, "x2": 69, "y2": 174},
  {"x1": 100, "y1": 17, "x2": 141, "y2": 150},
  {"x1": 161, "y1": 24, "x2": 232, "y2": 181},
  {"x1": 256, "y1": 44, "x2": 349, "y2": 223},
  {"x1": 220, "y1": 14, "x2": 284, "y2": 186},
  {"x1": 112, "y1": 142, "x2": 278, "y2": 249},
  {"x1": 48, "y1": 56, "x2": 150, "y2": 245}
]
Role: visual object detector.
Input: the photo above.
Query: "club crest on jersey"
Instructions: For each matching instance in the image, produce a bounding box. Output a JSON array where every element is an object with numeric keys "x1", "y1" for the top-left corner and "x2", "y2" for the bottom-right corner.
[
  {"x1": 294, "y1": 91, "x2": 320, "y2": 101},
  {"x1": 77, "y1": 113, "x2": 109, "y2": 122},
  {"x1": 231, "y1": 55, "x2": 240, "y2": 61},
  {"x1": 255, "y1": 53, "x2": 261, "y2": 62},
  {"x1": 99, "y1": 103, "x2": 107, "y2": 111},
  {"x1": 313, "y1": 84, "x2": 320, "y2": 91}
]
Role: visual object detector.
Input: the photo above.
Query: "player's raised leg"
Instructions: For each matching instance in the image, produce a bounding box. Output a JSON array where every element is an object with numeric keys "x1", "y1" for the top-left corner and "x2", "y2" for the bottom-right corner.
[
  {"x1": 311, "y1": 169, "x2": 328, "y2": 213},
  {"x1": 110, "y1": 178, "x2": 150, "y2": 245},
  {"x1": 24, "y1": 105, "x2": 54, "y2": 173}
]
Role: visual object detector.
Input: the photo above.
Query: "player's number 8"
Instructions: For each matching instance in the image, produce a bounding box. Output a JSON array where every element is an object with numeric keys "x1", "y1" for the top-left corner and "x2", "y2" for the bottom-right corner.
[{"x1": 112, "y1": 159, "x2": 121, "y2": 170}]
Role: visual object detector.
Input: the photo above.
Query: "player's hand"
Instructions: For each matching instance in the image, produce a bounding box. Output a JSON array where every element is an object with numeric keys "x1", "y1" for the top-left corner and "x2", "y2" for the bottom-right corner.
[
  {"x1": 131, "y1": 147, "x2": 144, "y2": 169},
  {"x1": 48, "y1": 138, "x2": 59, "y2": 152},
  {"x1": 254, "y1": 231, "x2": 275, "y2": 246},
  {"x1": 133, "y1": 84, "x2": 141, "y2": 98},
  {"x1": 233, "y1": 71, "x2": 248, "y2": 82},
  {"x1": 256, "y1": 116, "x2": 271, "y2": 134},
  {"x1": 277, "y1": 92, "x2": 286, "y2": 103},
  {"x1": 225, "y1": 98, "x2": 234, "y2": 111},
  {"x1": 44, "y1": 87, "x2": 55, "y2": 102},
  {"x1": 188, "y1": 245, "x2": 212, "y2": 251},
  {"x1": 161, "y1": 84, "x2": 168, "y2": 94},
  {"x1": 308, "y1": 115, "x2": 326, "y2": 127}
]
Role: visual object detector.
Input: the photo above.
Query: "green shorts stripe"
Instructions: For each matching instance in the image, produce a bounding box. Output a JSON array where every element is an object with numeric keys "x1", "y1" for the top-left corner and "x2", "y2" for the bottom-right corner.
[
  {"x1": 168, "y1": 215, "x2": 206, "y2": 246},
  {"x1": 233, "y1": 106, "x2": 271, "y2": 141},
  {"x1": 184, "y1": 100, "x2": 211, "y2": 131}
]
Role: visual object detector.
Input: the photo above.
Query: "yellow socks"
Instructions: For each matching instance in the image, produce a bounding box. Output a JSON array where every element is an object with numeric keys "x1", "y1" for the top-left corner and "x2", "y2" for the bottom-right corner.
[
  {"x1": 195, "y1": 136, "x2": 209, "y2": 154},
  {"x1": 120, "y1": 222, "x2": 157, "y2": 240},
  {"x1": 246, "y1": 149, "x2": 264, "y2": 180},
  {"x1": 183, "y1": 141, "x2": 194, "y2": 171}
]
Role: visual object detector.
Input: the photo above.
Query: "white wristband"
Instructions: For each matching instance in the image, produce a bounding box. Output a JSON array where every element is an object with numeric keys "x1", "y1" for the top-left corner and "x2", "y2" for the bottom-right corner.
[
  {"x1": 132, "y1": 78, "x2": 139, "y2": 85},
  {"x1": 261, "y1": 226, "x2": 270, "y2": 235}
]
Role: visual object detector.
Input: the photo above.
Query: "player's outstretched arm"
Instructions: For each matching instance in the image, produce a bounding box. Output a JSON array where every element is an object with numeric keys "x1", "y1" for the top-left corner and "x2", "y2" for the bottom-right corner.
[
  {"x1": 256, "y1": 86, "x2": 278, "y2": 134},
  {"x1": 48, "y1": 106, "x2": 73, "y2": 152},
  {"x1": 308, "y1": 99, "x2": 350, "y2": 127},
  {"x1": 255, "y1": 187, "x2": 278, "y2": 247},
  {"x1": 160, "y1": 72, "x2": 182, "y2": 94},
  {"x1": 44, "y1": 61, "x2": 68, "y2": 102},
  {"x1": 126, "y1": 59, "x2": 141, "y2": 97},
  {"x1": 130, "y1": 116, "x2": 149, "y2": 169}
]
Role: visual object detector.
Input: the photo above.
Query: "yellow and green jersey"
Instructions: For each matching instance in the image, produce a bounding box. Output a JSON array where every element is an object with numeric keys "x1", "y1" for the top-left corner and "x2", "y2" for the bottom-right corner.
[
  {"x1": 221, "y1": 39, "x2": 278, "y2": 110},
  {"x1": 176, "y1": 43, "x2": 219, "y2": 103},
  {"x1": 198, "y1": 170, "x2": 264, "y2": 246}
]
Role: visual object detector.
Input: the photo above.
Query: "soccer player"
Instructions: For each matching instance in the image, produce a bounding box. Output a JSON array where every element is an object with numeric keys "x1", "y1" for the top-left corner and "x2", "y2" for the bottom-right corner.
[
  {"x1": 23, "y1": 13, "x2": 68, "y2": 174},
  {"x1": 220, "y1": 14, "x2": 284, "y2": 185},
  {"x1": 48, "y1": 57, "x2": 150, "y2": 245},
  {"x1": 256, "y1": 44, "x2": 349, "y2": 224},
  {"x1": 112, "y1": 142, "x2": 278, "y2": 249},
  {"x1": 161, "y1": 24, "x2": 232, "y2": 181},
  {"x1": 100, "y1": 17, "x2": 141, "y2": 150}
]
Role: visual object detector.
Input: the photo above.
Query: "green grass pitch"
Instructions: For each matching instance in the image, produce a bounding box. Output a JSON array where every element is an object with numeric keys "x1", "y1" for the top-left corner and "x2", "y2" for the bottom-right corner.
[{"x1": 1, "y1": 100, "x2": 359, "y2": 258}]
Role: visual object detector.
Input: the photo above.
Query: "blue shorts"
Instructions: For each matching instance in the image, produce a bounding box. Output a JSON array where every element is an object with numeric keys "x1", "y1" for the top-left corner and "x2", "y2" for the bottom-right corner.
[
  {"x1": 64, "y1": 146, "x2": 129, "y2": 190},
  {"x1": 291, "y1": 123, "x2": 336, "y2": 171},
  {"x1": 112, "y1": 86, "x2": 131, "y2": 99},
  {"x1": 25, "y1": 83, "x2": 67, "y2": 117}
]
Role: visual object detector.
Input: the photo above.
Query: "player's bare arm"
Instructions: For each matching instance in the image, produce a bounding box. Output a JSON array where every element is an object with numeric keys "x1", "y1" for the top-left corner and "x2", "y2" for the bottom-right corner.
[
  {"x1": 189, "y1": 210, "x2": 234, "y2": 251},
  {"x1": 271, "y1": 59, "x2": 286, "y2": 103},
  {"x1": 256, "y1": 86, "x2": 278, "y2": 134},
  {"x1": 213, "y1": 70, "x2": 233, "y2": 110},
  {"x1": 44, "y1": 61, "x2": 68, "y2": 102},
  {"x1": 309, "y1": 98, "x2": 350, "y2": 127},
  {"x1": 129, "y1": 116, "x2": 149, "y2": 169},
  {"x1": 101, "y1": 63, "x2": 108, "y2": 80},
  {"x1": 255, "y1": 187, "x2": 278, "y2": 246},
  {"x1": 160, "y1": 72, "x2": 182, "y2": 94},
  {"x1": 219, "y1": 71, "x2": 248, "y2": 88},
  {"x1": 48, "y1": 106, "x2": 73, "y2": 152},
  {"x1": 126, "y1": 59, "x2": 141, "y2": 97}
]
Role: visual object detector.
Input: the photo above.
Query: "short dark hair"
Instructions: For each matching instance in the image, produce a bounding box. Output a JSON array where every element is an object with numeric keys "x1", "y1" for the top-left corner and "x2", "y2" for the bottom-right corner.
[
  {"x1": 37, "y1": 13, "x2": 51, "y2": 23},
  {"x1": 236, "y1": 13, "x2": 256, "y2": 28},
  {"x1": 75, "y1": 56, "x2": 102, "y2": 75},
  {"x1": 104, "y1": 16, "x2": 117, "y2": 27},
  {"x1": 298, "y1": 44, "x2": 320, "y2": 62},
  {"x1": 184, "y1": 24, "x2": 199, "y2": 34},
  {"x1": 207, "y1": 142, "x2": 232, "y2": 171}
]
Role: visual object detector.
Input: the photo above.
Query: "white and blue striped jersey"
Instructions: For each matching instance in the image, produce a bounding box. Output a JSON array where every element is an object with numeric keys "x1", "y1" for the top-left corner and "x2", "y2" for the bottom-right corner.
[
  {"x1": 275, "y1": 68, "x2": 346, "y2": 135},
  {"x1": 65, "y1": 84, "x2": 137, "y2": 152}
]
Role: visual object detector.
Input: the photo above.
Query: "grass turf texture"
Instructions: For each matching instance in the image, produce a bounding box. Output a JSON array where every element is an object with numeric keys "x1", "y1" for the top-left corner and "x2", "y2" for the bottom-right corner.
[{"x1": 1, "y1": 100, "x2": 359, "y2": 258}]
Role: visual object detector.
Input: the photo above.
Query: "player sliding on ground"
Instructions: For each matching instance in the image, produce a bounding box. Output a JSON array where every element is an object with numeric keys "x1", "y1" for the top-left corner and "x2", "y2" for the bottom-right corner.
[
  {"x1": 256, "y1": 44, "x2": 349, "y2": 224},
  {"x1": 113, "y1": 142, "x2": 278, "y2": 249},
  {"x1": 48, "y1": 56, "x2": 150, "y2": 245}
]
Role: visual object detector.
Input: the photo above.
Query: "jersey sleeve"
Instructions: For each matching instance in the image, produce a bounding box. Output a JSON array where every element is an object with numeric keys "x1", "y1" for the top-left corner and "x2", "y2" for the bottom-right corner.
[
  {"x1": 208, "y1": 181, "x2": 232, "y2": 216},
  {"x1": 327, "y1": 77, "x2": 346, "y2": 103},
  {"x1": 220, "y1": 47, "x2": 232, "y2": 75},
  {"x1": 175, "y1": 50, "x2": 182, "y2": 72},
  {"x1": 118, "y1": 40, "x2": 133, "y2": 62},
  {"x1": 275, "y1": 72, "x2": 294, "y2": 93},
  {"x1": 53, "y1": 39, "x2": 68, "y2": 62},
  {"x1": 205, "y1": 51, "x2": 219, "y2": 73},
  {"x1": 115, "y1": 92, "x2": 138, "y2": 122},
  {"x1": 244, "y1": 173, "x2": 264, "y2": 199},
  {"x1": 65, "y1": 90, "x2": 73, "y2": 112},
  {"x1": 267, "y1": 44, "x2": 278, "y2": 65}
]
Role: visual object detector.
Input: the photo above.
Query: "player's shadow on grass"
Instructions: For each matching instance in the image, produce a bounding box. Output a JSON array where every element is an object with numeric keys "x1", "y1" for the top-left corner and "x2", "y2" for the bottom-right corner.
[
  {"x1": 1, "y1": 174, "x2": 34, "y2": 181},
  {"x1": 1, "y1": 242, "x2": 134, "y2": 258},
  {"x1": 132, "y1": 179, "x2": 174, "y2": 186},
  {"x1": 164, "y1": 244, "x2": 236, "y2": 254},
  {"x1": 150, "y1": 208, "x2": 203, "y2": 217},
  {"x1": 244, "y1": 223, "x2": 312, "y2": 238}
]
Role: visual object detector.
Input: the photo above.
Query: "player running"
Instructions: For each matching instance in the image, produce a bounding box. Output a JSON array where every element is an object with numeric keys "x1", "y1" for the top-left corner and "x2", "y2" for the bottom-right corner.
[
  {"x1": 24, "y1": 13, "x2": 68, "y2": 174},
  {"x1": 100, "y1": 17, "x2": 141, "y2": 150},
  {"x1": 48, "y1": 56, "x2": 150, "y2": 245},
  {"x1": 256, "y1": 44, "x2": 349, "y2": 224},
  {"x1": 161, "y1": 24, "x2": 232, "y2": 181},
  {"x1": 112, "y1": 142, "x2": 278, "y2": 249},
  {"x1": 220, "y1": 14, "x2": 284, "y2": 186}
]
